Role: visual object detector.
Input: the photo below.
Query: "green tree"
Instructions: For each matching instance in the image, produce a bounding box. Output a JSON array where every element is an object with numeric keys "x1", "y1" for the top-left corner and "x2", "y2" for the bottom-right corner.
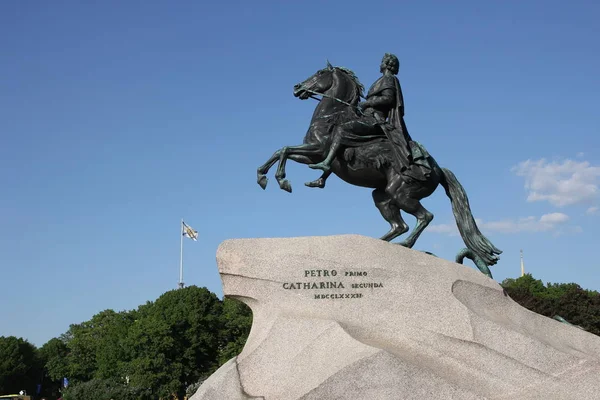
[
  {"x1": 91, "y1": 309, "x2": 136, "y2": 380},
  {"x1": 39, "y1": 337, "x2": 69, "y2": 381},
  {"x1": 38, "y1": 337, "x2": 70, "y2": 397},
  {"x1": 59, "y1": 308, "x2": 137, "y2": 384},
  {"x1": 217, "y1": 297, "x2": 252, "y2": 365},
  {"x1": 502, "y1": 274, "x2": 546, "y2": 296},
  {"x1": 35, "y1": 285, "x2": 254, "y2": 399},
  {"x1": 125, "y1": 286, "x2": 223, "y2": 399},
  {"x1": 61, "y1": 377, "x2": 150, "y2": 400},
  {"x1": 547, "y1": 284, "x2": 600, "y2": 333},
  {"x1": 502, "y1": 274, "x2": 600, "y2": 336},
  {"x1": 0, "y1": 336, "x2": 42, "y2": 394}
]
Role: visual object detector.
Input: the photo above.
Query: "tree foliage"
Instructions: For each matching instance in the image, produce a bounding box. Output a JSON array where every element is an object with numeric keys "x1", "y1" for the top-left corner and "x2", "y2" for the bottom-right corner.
[
  {"x1": 0, "y1": 336, "x2": 42, "y2": 395},
  {"x1": 124, "y1": 287, "x2": 224, "y2": 399},
  {"x1": 218, "y1": 298, "x2": 252, "y2": 365},
  {"x1": 39, "y1": 337, "x2": 69, "y2": 381},
  {"x1": 38, "y1": 337, "x2": 70, "y2": 397},
  {"x1": 61, "y1": 378, "x2": 149, "y2": 400},
  {"x1": 31, "y1": 286, "x2": 253, "y2": 399},
  {"x1": 502, "y1": 274, "x2": 600, "y2": 335}
]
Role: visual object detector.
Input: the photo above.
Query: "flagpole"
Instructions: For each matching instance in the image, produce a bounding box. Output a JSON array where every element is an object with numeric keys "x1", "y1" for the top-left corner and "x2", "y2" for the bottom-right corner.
[{"x1": 179, "y1": 219, "x2": 184, "y2": 289}]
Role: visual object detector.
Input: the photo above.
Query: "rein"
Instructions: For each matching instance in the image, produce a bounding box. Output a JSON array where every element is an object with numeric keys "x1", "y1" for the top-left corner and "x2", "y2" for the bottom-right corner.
[{"x1": 304, "y1": 88, "x2": 365, "y2": 116}]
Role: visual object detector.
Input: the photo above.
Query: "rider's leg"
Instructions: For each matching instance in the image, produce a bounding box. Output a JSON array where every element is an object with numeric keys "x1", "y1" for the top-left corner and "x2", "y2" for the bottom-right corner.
[{"x1": 309, "y1": 126, "x2": 343, "y2": 173}]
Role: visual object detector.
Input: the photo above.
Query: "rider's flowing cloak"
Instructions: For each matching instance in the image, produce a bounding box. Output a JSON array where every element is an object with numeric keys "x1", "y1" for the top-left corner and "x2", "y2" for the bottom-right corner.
[
  {"x1": 375, "y1": 75, "x2": 412, "y2": 169},
  {"x1": 335, "y1": 74, "x2": 406, "y2": 148},
  {"x1": 335, "y1": 73, "x2": 431, "y2": 181},
  {"x1": 371, "y1": 75, "x2": 431, "y2": 181}
]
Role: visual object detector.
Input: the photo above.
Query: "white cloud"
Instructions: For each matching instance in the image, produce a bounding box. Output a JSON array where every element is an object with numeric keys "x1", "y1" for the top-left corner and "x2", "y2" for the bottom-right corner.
[
  {"x1": 587, "y1": 206, "x2": 599, "y2": 215},
  {"x1": 427, "y1": 223, "x2": 459, "y2": 236},
  {"x1": 429, "y1": 213, "x2": 572, "y2": 235},
  {"x1": 539, "y1": 212, "x2": 570, "y2": 224},
  {"x1": 570, "y1": 226, "x2": 584, "y2": 234},
  {"x1": 512, "y1": 158, "x2": 600, "y2": 207}
]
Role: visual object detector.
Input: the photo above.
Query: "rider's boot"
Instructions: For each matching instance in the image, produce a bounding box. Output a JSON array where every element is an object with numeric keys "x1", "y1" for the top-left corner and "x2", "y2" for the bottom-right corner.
[{"x1": 305, "y1": 170, "x2": 332, "y2": 188}]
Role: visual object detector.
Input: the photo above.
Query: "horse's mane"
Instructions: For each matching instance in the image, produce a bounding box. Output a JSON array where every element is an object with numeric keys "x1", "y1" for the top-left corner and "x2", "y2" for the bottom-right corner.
[
  {"x1": 333, "y1": 66, "x2": 365, "y2": 104},
  {"x1": 334, "y1": 66, "x2": 364, "y2": 96}
]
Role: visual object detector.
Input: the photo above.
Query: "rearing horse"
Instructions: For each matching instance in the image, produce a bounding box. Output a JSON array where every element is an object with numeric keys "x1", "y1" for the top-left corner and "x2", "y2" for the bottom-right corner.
[{"x1": 256, "y1": 62, "x2": 501, "y2": 273}]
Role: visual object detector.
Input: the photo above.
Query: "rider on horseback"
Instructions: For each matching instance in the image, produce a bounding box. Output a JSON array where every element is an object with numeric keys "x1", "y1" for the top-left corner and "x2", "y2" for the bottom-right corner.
[{"x1": 306, "y1": 53, "x2": 432, "y2": 188}]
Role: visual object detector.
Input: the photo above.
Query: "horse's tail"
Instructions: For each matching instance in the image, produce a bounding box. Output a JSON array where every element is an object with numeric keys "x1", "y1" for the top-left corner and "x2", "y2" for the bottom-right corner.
[{"x1": 440, "y1": 167, "x2": 502, "y2": 266}]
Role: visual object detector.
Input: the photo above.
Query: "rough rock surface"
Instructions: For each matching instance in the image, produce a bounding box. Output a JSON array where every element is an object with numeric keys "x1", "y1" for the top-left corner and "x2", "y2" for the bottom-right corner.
[{"x1": 191, "y1": 235, "x2": 600, "y2": 400}]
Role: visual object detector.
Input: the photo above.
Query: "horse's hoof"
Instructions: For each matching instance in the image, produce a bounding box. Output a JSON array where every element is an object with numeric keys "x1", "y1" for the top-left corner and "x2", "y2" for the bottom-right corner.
[
  {"x1": 397, "y1": 240, "x2": 414, "y2": 249},
  {"x1": 257, "y1": 174, "x2": 268, "y2": 190},
  {"x1": 279, "y1": 179, "x2": 292, "y2": 193}
]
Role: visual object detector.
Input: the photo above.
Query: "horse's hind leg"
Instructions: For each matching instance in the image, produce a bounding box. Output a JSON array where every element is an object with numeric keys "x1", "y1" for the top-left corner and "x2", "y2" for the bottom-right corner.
[
  {"x1": 396, "y1": 196, "x2": 434, "y2": 249},
  {"x1": 373, "y1": 188, "x2": 409, "y2": 241}
]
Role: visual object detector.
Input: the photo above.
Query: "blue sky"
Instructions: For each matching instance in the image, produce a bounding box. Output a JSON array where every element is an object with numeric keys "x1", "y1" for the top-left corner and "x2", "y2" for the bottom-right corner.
[{"x1": 1, "y1": 0, "x2": 599, "y2": 347}]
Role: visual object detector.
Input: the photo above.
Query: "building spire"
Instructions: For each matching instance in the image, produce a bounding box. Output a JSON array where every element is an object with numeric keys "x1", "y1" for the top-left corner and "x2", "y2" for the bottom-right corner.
[{"x1": 520, "y1": 249, "x2": 525, "y2": 277}]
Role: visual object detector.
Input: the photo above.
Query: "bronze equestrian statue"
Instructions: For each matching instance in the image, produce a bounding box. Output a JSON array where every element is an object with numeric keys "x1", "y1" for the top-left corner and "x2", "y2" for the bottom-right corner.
[{"x1": 256, "y1": 54, "x2": 501, "y2": 277}]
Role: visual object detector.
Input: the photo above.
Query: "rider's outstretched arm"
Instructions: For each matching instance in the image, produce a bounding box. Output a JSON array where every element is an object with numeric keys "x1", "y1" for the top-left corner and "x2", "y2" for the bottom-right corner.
[{"x1": 360, "y1": 89, "x2": 395, "y2": 110}]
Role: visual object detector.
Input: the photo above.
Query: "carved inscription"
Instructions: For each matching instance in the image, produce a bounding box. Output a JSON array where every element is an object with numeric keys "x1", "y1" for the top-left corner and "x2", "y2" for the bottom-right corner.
[
  {"x1": 282, "y1": 282, "x2": 345, "y2": 290},
  {"x1": 345, "y1": 271, "x2": 367, "y2": 276},
  {"x1": 281, "y1": 269, "x2": 384, "y2": 300}
]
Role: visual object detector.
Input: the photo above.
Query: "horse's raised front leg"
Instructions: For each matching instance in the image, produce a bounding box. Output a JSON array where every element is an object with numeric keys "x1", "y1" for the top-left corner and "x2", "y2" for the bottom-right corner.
[
  {"x1": 257, "y1": 149, "x2": 283, "y2": 190},
  {"x1": 273, "y1": 143, "x2": 323, "y2": 192}
]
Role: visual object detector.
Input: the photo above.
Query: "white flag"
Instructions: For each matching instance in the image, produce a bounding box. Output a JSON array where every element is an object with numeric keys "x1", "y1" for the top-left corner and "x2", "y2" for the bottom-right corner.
[{"x1": 182, "y1": 221, "x2": 198, "y2": 241}]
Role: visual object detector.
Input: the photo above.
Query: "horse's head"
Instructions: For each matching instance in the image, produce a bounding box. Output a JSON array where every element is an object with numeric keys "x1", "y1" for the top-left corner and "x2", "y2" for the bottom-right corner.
[{"x1": 293, "y1": 61, "x2": 364, "y2": 106}]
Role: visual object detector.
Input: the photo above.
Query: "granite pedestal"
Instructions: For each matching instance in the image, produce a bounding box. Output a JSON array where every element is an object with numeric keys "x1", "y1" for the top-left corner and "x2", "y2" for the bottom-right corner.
[{"x1": 192, "y1": 235, "x2": 600, "y2": 399}]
